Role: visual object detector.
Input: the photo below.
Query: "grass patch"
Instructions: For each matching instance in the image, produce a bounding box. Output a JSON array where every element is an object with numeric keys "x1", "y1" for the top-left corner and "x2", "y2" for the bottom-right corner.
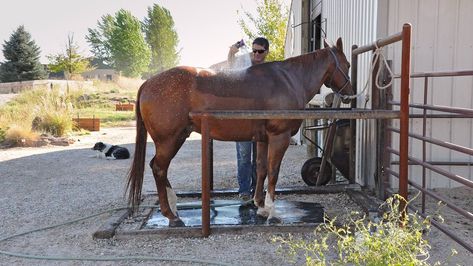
[
  {"x1": 0, "y1": 78, "x2": 142, "y2": 145},
  {"x1": 4, "y1": 125, "x2": 39, "y2": 146}
]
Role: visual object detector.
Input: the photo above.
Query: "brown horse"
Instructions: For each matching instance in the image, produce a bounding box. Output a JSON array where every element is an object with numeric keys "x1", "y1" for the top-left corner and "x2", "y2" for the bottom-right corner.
[{"x1": 127, "y1": 38, "x2": 353, "y2": 226}]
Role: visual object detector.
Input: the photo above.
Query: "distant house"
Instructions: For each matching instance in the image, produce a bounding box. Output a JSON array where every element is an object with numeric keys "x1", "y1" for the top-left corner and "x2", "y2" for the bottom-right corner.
[
  {"x1": 81, "y1": 69, "x2": 118, "y2": 81},
  {"x1": 81, "y1": 58, "x2": 119, "y2": 81}
]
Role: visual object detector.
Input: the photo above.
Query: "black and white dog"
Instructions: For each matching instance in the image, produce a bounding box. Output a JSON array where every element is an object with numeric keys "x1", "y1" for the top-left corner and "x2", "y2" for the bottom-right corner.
[{"x1": 91, "y1": 142, "x2": 130, "y2": 160}]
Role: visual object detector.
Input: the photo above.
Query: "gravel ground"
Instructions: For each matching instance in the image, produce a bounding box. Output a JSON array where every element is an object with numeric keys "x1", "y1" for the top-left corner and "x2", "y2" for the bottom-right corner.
[{"x1": 0, "y1": 127, "x2": 471, "y2": 265}]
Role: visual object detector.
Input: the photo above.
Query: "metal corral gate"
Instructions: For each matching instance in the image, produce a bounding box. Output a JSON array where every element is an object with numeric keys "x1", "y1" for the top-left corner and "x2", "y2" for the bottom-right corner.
[
  {"x1": 350, "y1": 27, "x2": 473, "y2": 252},
  {"x1": 381, "y1": 70, "x2": 473, "y2": 253},
  {"x1": 190, "y1": 24, "x2": 412, "y2": 237}
]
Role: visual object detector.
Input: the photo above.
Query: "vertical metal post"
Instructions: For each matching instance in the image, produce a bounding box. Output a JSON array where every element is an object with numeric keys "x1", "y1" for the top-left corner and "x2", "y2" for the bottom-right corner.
[
  {"x1": 209, "y1": 139, "x2": 214, "y2": 191},
  {"x1": 422, "y1": 77, "x2": 428, "y2": 213},
  {"x1": 399, "y1": 23, "x2": 412, "y2": 211},
  {"x1": 379, "y1": 60, "x2": 394, "y2": 200},
  {"x1": 201, "y1": 116, "x2": 211, "y2": 237},
  {"x1": 382, "y1": 60, "x2": 393, "y2": 199},
  {"x1": 375, "y1": 58, "x2": 386, "y2": 199},
  {"x1": 350, "y1": 45, "x2": 358, "y2": 184}
]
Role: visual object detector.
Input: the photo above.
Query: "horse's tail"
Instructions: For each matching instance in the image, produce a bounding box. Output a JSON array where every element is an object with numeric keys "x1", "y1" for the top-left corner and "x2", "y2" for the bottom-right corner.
[{"x1": 126, "y1": 82, "x2": 148, "y2": 210}]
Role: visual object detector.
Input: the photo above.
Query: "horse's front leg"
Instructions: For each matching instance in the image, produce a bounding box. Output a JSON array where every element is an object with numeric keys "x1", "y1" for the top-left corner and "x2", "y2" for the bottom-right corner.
[
  {"x1": 254, "y1": 141, "x2": 268, "y2": 209},
  {"x1": 258, "y1": 132, "x2": 291, "y2": 223}
]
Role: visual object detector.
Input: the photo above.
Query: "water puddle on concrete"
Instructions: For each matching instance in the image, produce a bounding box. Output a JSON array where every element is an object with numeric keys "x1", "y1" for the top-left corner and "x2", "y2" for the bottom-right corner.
[{"x1": 143, "y1": 200, "x2": 324, "y2": 228}]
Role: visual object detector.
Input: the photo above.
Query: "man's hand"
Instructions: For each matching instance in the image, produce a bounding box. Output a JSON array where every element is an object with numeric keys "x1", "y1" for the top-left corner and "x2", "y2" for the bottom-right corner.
[{"x1": 228, "y1": 44, "x2": 239, "y2": 56}]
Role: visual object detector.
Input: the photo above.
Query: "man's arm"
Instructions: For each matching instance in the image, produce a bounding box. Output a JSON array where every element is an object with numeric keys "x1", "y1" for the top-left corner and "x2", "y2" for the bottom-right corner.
[{"x1": 227, "y1": 44, "x2": 239, "y2": 68}]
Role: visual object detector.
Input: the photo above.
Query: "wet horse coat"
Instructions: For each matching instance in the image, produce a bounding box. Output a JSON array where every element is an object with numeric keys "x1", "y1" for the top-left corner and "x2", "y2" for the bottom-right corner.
[{"x1": 127, "y1": 38, "x2": 353, "y2": 226}]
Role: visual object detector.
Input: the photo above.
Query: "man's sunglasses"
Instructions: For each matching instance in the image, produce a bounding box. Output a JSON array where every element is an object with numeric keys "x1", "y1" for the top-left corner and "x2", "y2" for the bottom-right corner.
[{"x1": 252, "y1": 49, "x2": 266, "y2": 54}]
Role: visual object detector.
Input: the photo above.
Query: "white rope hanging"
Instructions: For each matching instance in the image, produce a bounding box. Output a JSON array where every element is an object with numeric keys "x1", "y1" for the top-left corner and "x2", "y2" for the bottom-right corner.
[{"x1": 343, "y1": 42, "x2": 395, "y2": 102}]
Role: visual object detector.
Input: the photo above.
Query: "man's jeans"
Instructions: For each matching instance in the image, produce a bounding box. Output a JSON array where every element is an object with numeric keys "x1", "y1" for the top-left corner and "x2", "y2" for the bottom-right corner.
[{"x1": 236, "y1": 141, "x2": 256, "y2": 195}]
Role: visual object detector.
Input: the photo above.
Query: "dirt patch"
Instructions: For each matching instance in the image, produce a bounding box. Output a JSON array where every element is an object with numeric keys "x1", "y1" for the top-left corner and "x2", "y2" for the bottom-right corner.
[
  {"x1": 0, "y1": 127, "x2": 471, "y2": 265},
  {"x1": 0, "y1": 93, "x2": 18, "y2": 106}
]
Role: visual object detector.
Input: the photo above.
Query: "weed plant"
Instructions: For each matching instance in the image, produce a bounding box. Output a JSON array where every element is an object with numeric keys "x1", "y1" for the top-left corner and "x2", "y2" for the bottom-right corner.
[{"x1": 274, "y1": 194, "x2": 451, "y2": 266}]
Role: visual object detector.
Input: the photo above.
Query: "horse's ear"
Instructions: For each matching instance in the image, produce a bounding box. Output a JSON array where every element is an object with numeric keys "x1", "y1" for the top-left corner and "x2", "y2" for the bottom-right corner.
[
  {"x1": 336, "y1": 38, "x2": 343, "y2": 51},
  {"x1": 323, "y1": 38, "x2": 330, "y2": 48}
]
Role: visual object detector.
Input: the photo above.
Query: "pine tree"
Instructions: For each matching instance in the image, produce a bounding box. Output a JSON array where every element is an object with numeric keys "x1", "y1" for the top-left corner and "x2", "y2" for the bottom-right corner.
[
  {"x1": 143, "y1": 4, "x2": 180, "y2": 75},
  {"x1": 0, "y1": 25, "x2": 47, "y2": 82}
]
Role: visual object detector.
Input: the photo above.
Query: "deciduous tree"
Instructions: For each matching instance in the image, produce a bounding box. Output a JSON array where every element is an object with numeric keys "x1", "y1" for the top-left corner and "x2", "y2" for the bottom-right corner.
[
  {"x1": 143, "y1": 4, "x2": 180, "y2": 75},
  {"x1": 238, "y1": 0, "x2": 289, "y2": 62},
  {"x1": 87, "y1": 9, "x2": 151, "y2": 77},
  {"x1": 48, "y1": 34, "x2": 92, "y2": 79},
  {"x1": 86, "y1": 15, "x2": 114, "y2": 66}
]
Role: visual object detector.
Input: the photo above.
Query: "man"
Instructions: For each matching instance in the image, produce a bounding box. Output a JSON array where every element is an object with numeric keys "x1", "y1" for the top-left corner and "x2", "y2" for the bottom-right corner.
[{"x1": 227, "y1": 37, "x2": 269, "y2": 200}]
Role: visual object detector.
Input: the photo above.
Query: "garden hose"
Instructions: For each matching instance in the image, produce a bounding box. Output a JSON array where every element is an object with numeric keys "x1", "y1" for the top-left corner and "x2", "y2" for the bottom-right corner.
[{"x1": 0, "y1": 200, "x2": 252, "y2": 264}]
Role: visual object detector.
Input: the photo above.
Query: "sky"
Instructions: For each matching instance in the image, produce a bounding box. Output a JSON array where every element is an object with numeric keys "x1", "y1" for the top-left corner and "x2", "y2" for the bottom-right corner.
[{"x1": 0, "y1": 0, "x2": 290, "y2": 68}]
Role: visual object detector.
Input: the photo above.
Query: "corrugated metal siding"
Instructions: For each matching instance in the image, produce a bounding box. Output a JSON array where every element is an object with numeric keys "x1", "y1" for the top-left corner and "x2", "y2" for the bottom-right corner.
[
  {"x1": 284, "y1": 0, "x2": 304, "y2": 144},
  {"x1": 387, "y1": 0, "x2": 473, "y2": 188},
  {"x1": 284, "y1": 0, "x2": 302, "y2": 58},
  {"x1": 322, "y1": 0, "x2": 379, "y2": 186}
]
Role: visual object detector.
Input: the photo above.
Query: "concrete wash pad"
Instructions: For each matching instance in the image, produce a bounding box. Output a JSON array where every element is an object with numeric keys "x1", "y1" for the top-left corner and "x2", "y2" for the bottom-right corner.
[{"x1": 94, "y1": 185, "x2": 372, "y2": 239}]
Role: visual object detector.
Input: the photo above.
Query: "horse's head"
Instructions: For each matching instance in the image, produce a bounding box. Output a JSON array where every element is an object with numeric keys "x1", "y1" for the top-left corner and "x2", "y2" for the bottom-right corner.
[{"x1": 323, "y1": 38, "x2": 354, "y2": 104}]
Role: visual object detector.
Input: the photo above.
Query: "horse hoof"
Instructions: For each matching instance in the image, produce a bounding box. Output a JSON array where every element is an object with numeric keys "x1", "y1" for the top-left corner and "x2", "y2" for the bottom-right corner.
[
  {"x1": 268, "y1": 216, "x2": 282, "y2": 224},
  {"x1": 169, "y1": 218, "x2": 185, "y2": 227},
  {"x1": 256, "y1": 207, "x2": 269, "y2": 218}
]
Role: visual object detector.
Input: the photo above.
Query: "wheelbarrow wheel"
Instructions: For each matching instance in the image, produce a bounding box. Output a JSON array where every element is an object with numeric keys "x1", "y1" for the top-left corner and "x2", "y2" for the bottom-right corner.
[{"x1": 301, "y1": 157, "x2": 332, "y2": 186}]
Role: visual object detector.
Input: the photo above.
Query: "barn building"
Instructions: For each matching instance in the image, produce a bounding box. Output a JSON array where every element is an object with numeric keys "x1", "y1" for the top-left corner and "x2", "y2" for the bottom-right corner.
[{"x1": 285, "y1": 0, "x2": 473, "y2": 190}]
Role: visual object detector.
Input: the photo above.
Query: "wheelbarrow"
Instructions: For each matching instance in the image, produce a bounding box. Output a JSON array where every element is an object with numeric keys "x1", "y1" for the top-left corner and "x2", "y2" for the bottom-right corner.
[{"x1": 301, "y1": 119, "x2": 350, "y2": 186}]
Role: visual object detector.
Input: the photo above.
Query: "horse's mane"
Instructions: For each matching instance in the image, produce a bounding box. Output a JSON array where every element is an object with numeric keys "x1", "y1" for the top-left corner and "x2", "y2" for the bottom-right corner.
[{"x1": 282, "y1": 48, "x2": 327, "y2": 65}]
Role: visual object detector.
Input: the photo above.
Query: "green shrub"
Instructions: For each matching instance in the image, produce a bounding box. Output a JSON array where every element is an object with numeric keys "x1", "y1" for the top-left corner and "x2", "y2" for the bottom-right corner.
[
  {"x1": 34, "y1": 89, "x2": 74, "y2": 136},
  {"x1": 274, "y1": 194, "x2": 445, "y2": 266},
  {"x1": 0, "y1": 127, "x2": 7, "y2": 143},
  {"x1": 39, "y1": 113, "x2": 73, "y2": 137}
]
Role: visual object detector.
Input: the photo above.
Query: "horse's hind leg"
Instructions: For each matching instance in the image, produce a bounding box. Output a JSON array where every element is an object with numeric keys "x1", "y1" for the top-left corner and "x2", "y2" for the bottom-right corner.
[{"x1": 150, "y1": 133, "x2": 188, "y2": 227}]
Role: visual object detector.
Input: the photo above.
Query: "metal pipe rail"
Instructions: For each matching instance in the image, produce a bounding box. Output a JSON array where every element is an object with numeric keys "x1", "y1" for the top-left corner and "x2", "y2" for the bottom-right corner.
[
  {"x1": 387, "y1": 184, "x2": 472, "y2": 253},
  {"x1": 386, "y1": 147, "x2": 473, "y2": 188},
  {"x1": 394, "y1": 70, "x2": 473, "y2": 79},
  {"x1": 409, "y1": 204, "x2": 473, "y2": 253},
  {"x1": 385, "y1": 168, "x2": 473, "y2": 222},
  {"x1": 388, "y1": 127, "x2": 473, "y2": 156},
  {"x1": 352, "y1": 32, "x2": 403, "y2": 56},
  {"x1": 390, "y1": 101, "x2": 473, "y2": 116},
  {"x1": 408, "y1": 114, "x2": 472, "y2": 119},
  {"x1": 391, "y1": 161, "x2": 473, "y2": 166},
  {"x1": 190, "y1": 109, "x2": 400, "y2": 120}
]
